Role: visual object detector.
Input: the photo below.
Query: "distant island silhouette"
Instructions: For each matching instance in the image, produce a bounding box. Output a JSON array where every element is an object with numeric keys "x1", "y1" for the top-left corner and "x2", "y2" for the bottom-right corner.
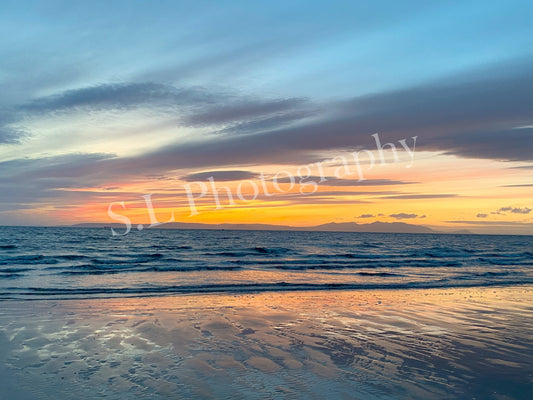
[{"x1": 71, "y1": 221, "x2": 472, "y2": 234}]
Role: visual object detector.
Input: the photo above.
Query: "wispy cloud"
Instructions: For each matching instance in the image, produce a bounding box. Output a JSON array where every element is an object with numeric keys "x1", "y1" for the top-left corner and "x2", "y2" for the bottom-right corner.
[
  {"x1": 1, "y1": 82, "x2": 310, "y2": 146},
  {"x1": 271, "y1": 177, "x2": 415, "y2": 187},
  {"x1": 357, "y1": 214, "x2": 375, "y2": 218},
  {"x1": 382, "y1": 194, "x2": 457, "y2": 200},
  {"x1": 320, "y1": 178, "x2": 417, "y2": 187},
  {"x1": 182, "y1": 98, "x2": 308, "y2": 127},
  {"x1": 5, "y1": 58, "x2": 532, "y2": 161},
  {"x1": 389, "y1": 213, "x2": 423, "y2": 220},
  {"x1": 0, "y1": 109, "x2": 27, "y2": 143},
  {"x1": 491, "y1": 206, "x2": 532, "y2": 215},
  {"x1": 0, "y1": 83, "x2": 214, "y2": 144},
  {"x1": 500, "y1": 184, "x2": 533, "y2": 187},
  {"x1": 509, "y1": 207, "x2": 531, "y2": 214},
  {"x1": 20, "y1": 83, "x2": 214, "y2": 113},
  {"x1": 97, "y1": 58, "x2": 532, "y2": 172},
  {"x1": 182, "y1": 170, "x2": 259, "y2": 182},
  {"x1": 446, "y1": 220, "x2": 533, "y2": 226},
  {"x1": 0, "y1": 153, "x2": 116, "y2": 210}
]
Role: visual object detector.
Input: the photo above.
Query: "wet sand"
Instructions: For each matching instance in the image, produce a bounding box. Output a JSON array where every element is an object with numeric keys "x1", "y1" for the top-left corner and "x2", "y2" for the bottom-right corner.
[{"x1": 1, "y1": 286, "x2": 532, "y2": 399}]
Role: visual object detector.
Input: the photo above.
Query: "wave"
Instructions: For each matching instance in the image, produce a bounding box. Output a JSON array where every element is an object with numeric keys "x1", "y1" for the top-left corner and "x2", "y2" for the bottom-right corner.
[
  {"x1": 478, "y1": 258, "x2": 533, "y2": 266},
  {"x1": 149, "y1": 245, "x2": 192, "y2": 250},
  {"x1": 1, "y1": 228, "x2": 532, "y2": 299},
  {"x1": 312, "y1": 253, "x2": 390, "y2": 259},
  {"x1": 355, "y1": 272, "x2": 401, "y2": 277},
  {"x1": 0, "y1": 267, "x2": 32, "y2": 273},
  {"x1": 0, "y1": 273, "x2": 24, "y2": 279},
  {"x1": 3, "y1": 280, "x2": 533, "y2": 300},
  {"x1": 56, "y1": 255, "x2": 92, "y2": 261},
  {"x1": 252, "y1": 246, "x2": 291, "y2": 255},
  {"x1": 57, "y1": 264, "x2": 241, "y2": 275},
  {"x1": 203, "y1": 251, "x2": 257, "y2": 257},
  {"x1": 0, "y1": 255, "x2": 59, "y2": 265}
]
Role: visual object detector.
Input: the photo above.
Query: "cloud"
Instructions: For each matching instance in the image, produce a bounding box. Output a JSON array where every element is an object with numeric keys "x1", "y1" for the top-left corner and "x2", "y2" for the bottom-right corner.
[
  {"x1": 510, "y1": 207, "x2": 532, "y2": 214},
  {"x1": 491, "y1": 206, "x2": 532, "y2": 215},
  {"x1": 188, "y1": 190, "x2": 372, "y2": 206},
  {"x1": 357, "y1": 214, "x2": 375, "y2": 218},
  {"x1": 381, "y1": 194, "x2": 457, "y2": 200},
  {"x1": 216, "y1": 110, "x2": 314, "y2": 136},
  {"x1": 0, "y1": 82, "x2": 219, "y2": 144},
  {"x1": 0, "y1": 109, "x2": 27, "y2": 143},
  {"x1": 500, "y1": 184, "x2": 533, "y2": 187},
  {"x1": 93, "y1": 58, "x2": 532, "y2": 174},
  {"x1": 433, "y1": 127, "x2": 533, "y2": 162},
  {"x1": 0, "y1": 153, "x2": 385, "y2": 214},
  {"x1": 0, "y1": 153, "x2": 115, "y2": 183},
  {"x1": 446, "y1": 221, "x2": 533, "y2": 226},
  {"x1": 476, "y1": 213, "x2": 488, "y2": 218},
  {"x1": 272, "y1": 176, "x2": 415, "y2": 187},
  {"x1": 182, "y1": 98, "x2": 308, "y2": 127},
  {"x1": 262, "y1": 193, "x2": 370, "y2": 205},
  {"x1": 0, "y1": 125, "x2": 25, "y2": 144},
  {"x1": 17, "y1": 57, "x2": 530, "y2": 171},
  {"x1": 20, "y1": 83, "x2": 217, "y2": 113},
  {"x1": 5, "y1": 57, "x2": 532, "y2": 166},
  {"x1": 389, "y1": 213, "x2": 419, "y2": 219},
  {"x1": 3, "y1": 81, "x2": 313, "y2": 148},
  {"x1": 320, "y1": 178, "x2": 417, "y2": 187},
  {"x1": 0, "y1": 153, "x2": 117, "y2": 210},
  {"x1": 182, "y1": 170, "x2": 259, "y2": 182},
  {"x1": 1, "y1": 60, "x2": 531, "y2": 219}
]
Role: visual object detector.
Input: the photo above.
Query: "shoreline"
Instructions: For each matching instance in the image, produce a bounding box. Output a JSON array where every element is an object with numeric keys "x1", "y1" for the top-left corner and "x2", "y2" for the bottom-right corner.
[{"x1": 3, "y1": 282, "x2": 533, "y2": 302}]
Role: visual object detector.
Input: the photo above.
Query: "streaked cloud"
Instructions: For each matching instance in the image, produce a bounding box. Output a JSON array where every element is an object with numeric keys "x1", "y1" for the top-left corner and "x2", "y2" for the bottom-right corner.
[
  {"x1": 272, "y1": 176, "x2": 415, "y2": 186},
  {"x1": 110, "y1": 58, "x2": 532, "y2": 170},
  {"x1": 389, "y1": 213, "x2": 421, "y2": 220},
  {"x1": 182, "y1": 170, "x2": 259, "y2": 182},
  {"x1": 357, "y1": 214, "x2": 375, "y2": 218},
  {"x1": 382, "y1": 194, "x2": 457, "y2": 200},
  {"x1": 509, "y1": 207, "x2": 532, "y2": 214},
  {"x1": 183, "y1": 98, "x2": 308, "y2": 127},
  {"x1": 0, "y1": 1, "x2": 530, "y2": 229},
  {"x1": 500, "y1": 184, "x2": 533, "y2": 187},
  {"x1": 20, "y1": 83, "x2": 214, "y2": 113},
  {"x1": 491, "y1": 206, "x2": 532, "y2": 215},
  {"x1": 446, "y1": 221, "x2": 533, "y2": 226}
]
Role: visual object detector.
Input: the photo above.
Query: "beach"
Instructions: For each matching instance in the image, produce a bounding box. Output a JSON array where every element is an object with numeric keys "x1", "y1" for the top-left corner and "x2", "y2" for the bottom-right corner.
[
  {"x1": 1, "y1": 285, "x2": 532, "y2": 399},
  {"x1": 2, "y1": 0, "x2": 532, "y2": 398}
]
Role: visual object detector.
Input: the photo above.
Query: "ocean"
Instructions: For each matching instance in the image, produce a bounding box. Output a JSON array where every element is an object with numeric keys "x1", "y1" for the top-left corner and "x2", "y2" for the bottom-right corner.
[
  {"x1": 1, "y1": 227, "x2": 532, "y2": 300},
  {"x1": 1, "y1": 227, "x2": 532, "y2": 399}
]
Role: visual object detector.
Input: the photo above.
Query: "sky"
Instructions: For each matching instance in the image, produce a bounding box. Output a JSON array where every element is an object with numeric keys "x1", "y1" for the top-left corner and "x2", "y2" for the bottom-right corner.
[{"x1": 0, "y1": 0, "x2": 532, "y2": 234}]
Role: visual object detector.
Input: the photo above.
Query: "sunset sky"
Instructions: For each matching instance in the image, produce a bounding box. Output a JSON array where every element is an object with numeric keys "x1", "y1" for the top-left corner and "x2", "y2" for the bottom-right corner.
[{"x1": 1, "y1": 0, "x2": 532, "y2": 234}]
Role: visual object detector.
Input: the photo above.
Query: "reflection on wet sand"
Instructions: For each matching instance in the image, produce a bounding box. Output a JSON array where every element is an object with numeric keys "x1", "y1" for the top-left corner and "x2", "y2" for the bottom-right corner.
[{"x1": 1, "y1": 286, "x2": 532, "y2": 399}]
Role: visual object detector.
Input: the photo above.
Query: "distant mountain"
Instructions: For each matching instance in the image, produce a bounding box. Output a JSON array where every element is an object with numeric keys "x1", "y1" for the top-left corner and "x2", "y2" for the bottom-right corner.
[{"x1": 70, "y1": 221, "x2": 466, "y2": 234}]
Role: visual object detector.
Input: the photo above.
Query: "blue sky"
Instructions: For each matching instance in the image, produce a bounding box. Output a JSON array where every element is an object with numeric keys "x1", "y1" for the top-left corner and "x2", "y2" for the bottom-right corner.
[{"x1": 1, "y1": 0, "x2": 530, "y2": 103}]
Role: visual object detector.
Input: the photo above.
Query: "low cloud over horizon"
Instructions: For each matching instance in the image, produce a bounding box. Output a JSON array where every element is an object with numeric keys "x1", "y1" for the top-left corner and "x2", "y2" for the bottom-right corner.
[{"x1": 389, "y1": 213, "x2": 426, "y2": 220}]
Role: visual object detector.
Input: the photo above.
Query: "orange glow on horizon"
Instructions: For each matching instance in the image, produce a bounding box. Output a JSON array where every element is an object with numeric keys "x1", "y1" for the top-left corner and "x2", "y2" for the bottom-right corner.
[{"x1": 40, "y1": 151, "x2": 532, "y2": 235}]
